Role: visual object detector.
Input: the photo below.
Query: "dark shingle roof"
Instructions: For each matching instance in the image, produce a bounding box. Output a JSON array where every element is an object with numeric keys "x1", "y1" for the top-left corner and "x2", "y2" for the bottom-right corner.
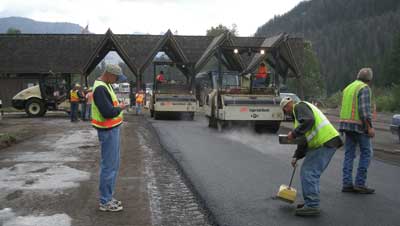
[
  {"x1": 114, "y1": 34, "x2": 163, "y2": 74},
  {"x1": 0, "y1": 34, "x2": 103, "y2": 74},
  {"x1": 175, "y1": 35, "x2": 215, "y2": 64},
  {"x1": 0, "y1": 32, "x2": 303, "y2": 79}
]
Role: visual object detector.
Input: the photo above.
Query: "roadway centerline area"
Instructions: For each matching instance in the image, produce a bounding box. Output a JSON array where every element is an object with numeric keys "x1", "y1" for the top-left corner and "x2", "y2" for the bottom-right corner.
[{"x1": 149, "y1": 114, "x2": 400, "y2": 226}]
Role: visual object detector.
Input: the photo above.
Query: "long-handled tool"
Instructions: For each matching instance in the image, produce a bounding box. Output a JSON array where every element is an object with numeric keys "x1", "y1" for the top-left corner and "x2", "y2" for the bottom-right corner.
[{"x1": 276, "y1": 166, "x2": 297, "y2": 203}]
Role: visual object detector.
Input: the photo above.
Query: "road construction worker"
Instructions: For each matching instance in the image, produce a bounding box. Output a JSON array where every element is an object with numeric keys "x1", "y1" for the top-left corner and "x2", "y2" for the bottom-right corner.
[
  {"x1": 135, "y1": 90, "x2": 145, "y2": 115},
  {"x1": 253, "y1": 62, "x2": 270, "y2": 88},
  {"x1": 85, "y1": 87, "x2": 93, "y2": 121},
  {"x1": 339, "y1": 67, "x2": 375, "y2": 194},
  {"x1": 69, "y1": 84, "x2": 81, "y2": 122},
  {"x1": 156, "y1": 70, "x2": 166, "y2": 84},
  {"x1": 281, "y1": 97, "x2": 342, "y2": 216},
  {"x1": 92, "y1": 64, "x2": 128, "y2": 212},
  {"x1": 79, "y1": 87, "x2": 87, "y2": 121}
]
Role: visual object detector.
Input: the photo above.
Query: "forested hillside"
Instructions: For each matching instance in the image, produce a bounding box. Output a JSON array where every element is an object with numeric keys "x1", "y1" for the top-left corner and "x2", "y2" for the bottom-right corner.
[{"x1": 256, "y1": 0, "x2": 400, "y2": 94}]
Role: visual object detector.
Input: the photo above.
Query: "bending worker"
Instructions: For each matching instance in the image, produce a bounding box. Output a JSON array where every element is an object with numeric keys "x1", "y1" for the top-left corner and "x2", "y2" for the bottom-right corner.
[
  {"x1": 281, "y1": 97, "x2": 342, "y2": 216},
  {"x1": 92, "y1": 64, "x2": 127, "y2": 212}
]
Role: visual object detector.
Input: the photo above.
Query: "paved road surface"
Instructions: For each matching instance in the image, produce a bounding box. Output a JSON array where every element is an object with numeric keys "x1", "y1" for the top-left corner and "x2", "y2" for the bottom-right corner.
[{"x1": 150, "y1": 115, "x2": 400, "y2": 226}]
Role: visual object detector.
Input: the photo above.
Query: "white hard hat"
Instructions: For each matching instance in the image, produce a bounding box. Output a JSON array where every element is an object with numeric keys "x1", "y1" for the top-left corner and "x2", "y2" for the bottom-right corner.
[{"x1": 280, "y1": 97, "x2": 293, "y2": 109}]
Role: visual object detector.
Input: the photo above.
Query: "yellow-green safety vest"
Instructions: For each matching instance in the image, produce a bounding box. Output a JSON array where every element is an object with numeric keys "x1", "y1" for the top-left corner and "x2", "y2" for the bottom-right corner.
[
  {"x1": 294, "y1": 101, "x2": 339, "y2": 149},
  {"x1": 91, "y1": 80, "x2": 123, "y2": 129},
  {"x1": 340, "y1": 80, "x2": 370, "y2": 125}
]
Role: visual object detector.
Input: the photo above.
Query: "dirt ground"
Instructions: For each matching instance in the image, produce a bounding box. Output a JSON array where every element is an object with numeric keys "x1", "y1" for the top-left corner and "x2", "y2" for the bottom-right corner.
[{"x1": 0, "y1": 112, "x2": 212, "y2": 226}]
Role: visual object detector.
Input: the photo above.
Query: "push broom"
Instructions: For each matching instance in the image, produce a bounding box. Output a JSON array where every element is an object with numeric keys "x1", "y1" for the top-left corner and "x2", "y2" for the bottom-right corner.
[{"x1": 276, "y1": 165, "x2": 297, "y2": 203}]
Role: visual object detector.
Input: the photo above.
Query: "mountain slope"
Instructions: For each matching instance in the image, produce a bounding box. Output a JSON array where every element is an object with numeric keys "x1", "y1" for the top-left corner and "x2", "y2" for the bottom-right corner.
[
  {"x1": 0, "y1": 16, "x2": 83, "y2": 34},
  {"x1": 256, "y1": 0, "x2": 400, "y2": 93}
]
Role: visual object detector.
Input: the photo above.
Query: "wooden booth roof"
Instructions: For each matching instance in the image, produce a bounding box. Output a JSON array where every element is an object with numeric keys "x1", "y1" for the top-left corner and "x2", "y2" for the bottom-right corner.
[{"x1": 0, "y1": 30, "x2": 303, "y2": 78}]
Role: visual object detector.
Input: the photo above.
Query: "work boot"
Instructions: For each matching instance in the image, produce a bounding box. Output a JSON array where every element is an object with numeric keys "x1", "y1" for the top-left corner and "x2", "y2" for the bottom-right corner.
[
  {"x1": 341, "y1": 185, "x2": 355, "y2": 193},
  {"x1": 295, "y1": 206, "x2": 320, "y2": 216},
  {"x1": 296, "y1": 203, "x2": 305, "y2": 209},
  {"x1": 354, "y1": 185, "x2": 375, "y2": 194}
]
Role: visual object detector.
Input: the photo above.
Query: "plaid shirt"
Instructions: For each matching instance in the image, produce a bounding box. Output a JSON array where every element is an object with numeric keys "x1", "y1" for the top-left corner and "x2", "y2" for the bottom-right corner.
[{"x1": 339, "y1": 86, "x2": 372, "y2": 133}]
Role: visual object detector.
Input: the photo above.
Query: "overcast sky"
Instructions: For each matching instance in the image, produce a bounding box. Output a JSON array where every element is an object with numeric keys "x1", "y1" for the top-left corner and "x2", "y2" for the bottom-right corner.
[{"x1": 0, "y1": 0, "x2": 303, "y2": 36}]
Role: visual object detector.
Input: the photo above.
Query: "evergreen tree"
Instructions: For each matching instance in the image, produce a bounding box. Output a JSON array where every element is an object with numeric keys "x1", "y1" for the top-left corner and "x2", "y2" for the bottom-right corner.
[
  {"x1": 287, "y1": 41, "x2": 324, "y2": 99},
  {"x1": 6, "y1": 27, "x2": 21, "y2": 34},
  {"x1": 383, "y1": 33, "x2": 400, "y2": 86},
  {"x1": 206, "y1": 24, "x2": 238, "y2": 36},
  {"x1": 255, "y1": 0, "x2": 400, "y2": 94}
]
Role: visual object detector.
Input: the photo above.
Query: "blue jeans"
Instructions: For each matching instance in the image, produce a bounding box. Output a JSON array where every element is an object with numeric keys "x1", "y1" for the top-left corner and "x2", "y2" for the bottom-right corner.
[
  {"x1": 301, "y1": 146, "x2": 336, "y2": 208},
  {"x1": 98, "y1": 126, "x2": 121, "y2": 204},
  {"x1": 86, "y1": 104, "x2": 91, "y2": 120},
  {"x1": 80, "y1": 103, "x2": 86, "y2": 120},
  {"x1": 136, "y1": 103, "x2": 142, "y2": 115},
  {"x1": 342, "y1": 132, "x2": 372, "y2": 187},
  {"x1": 70, "y1": 102, "x2": 79, "y2": 121}
]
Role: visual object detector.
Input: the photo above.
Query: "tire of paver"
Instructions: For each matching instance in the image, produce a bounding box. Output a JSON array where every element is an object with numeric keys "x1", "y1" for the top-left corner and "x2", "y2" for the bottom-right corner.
[{"x1": 25, "y1": 98, "x2": 47, "y2": 117}]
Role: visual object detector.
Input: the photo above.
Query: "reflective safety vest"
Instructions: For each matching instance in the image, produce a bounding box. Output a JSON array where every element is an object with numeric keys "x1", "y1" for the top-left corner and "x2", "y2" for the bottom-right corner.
[
  {"x1": 294, "y1": 101, "x2": 339, "y2": 149},
  {"x1": 340, "y1": 80, "x2": 370, "y2": 125},
  {"x1": 256, "y1": 64, "x2": 268, "y2": 79},
  {"x1": 135, "y1": 93, "x2": 144, "y2": 104},
  {"x1": 70, "y1": 89, "x2": 80, "y2": 102},
  {"x1": 91, "y1": 80, "x2": 123, "y2": 129}
]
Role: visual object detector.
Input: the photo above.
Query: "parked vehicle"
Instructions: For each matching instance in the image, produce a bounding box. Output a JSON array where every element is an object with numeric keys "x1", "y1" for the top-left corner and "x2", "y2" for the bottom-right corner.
[
  {"x1": 12, "y1": 74, "x2": 72, "y2": 117},
  {"x1": 390, "y1": 114, "x2": 400, "y2": 142}
]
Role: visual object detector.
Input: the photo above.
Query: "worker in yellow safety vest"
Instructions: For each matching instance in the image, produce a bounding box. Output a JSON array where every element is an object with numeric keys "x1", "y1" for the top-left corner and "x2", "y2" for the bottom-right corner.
[
  {"x1": 135, "y1": 90, "x2": 145, "y2": 115},
  {"x1": 339, "y1": 67, "x2": 375, "y2": 194},
  {"x1": 91, "y1": 64, "x2": 127, "y2": 212},
  {"x1": 69, "y1": 83, "x2": 81, "y2": 122},
  {"x1": 281, "y1": 97, "x2": 342, "y2": 216}
]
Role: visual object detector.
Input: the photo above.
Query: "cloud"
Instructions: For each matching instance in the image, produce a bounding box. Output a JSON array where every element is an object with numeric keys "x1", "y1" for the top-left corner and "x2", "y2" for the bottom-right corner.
[{"x1": 0, "y1": 0, "x2": 302, "y2": 35}]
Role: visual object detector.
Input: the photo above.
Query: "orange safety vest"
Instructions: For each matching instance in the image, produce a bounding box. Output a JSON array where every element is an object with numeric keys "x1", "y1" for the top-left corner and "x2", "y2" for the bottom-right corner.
[
  {"x1": 256, "y1": 64, "x2": 268, "y2": 79},
  {"x1": 70, "y1": 89, "x2": 80, "y2": 102},
  {"x1": 136, "y1": 93, "x2": 144, "y2": 104}
]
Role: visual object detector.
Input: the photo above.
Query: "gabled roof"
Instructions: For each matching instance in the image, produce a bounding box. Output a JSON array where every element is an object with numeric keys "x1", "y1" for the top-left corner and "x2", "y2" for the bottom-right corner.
[
  {"x1": 138, "y1": 30, "x2": 189, "y2": 74},
  {"x1": 114, "y1": 34, "x2": 163, "y2": 74},
  {"x1": 194, "y1": 32, "x2": 244, "y2": 73},
  {"x1": 243, "y1": 34, "x2": 302, "y2": 78},
  {"x1": 0, "y1": 33, "x2": 103, "y2": 74},
  {"x1": 0, "y1": 31, "x2": 303, "y2": 79},
  {"x1": 83, "y1": 29, "x2": 138, "y2": 76},
  {"x1": 175, "y1": 35, "x2": 214, "y2": 64},
  {"x1": 232, "y1": 36, "x2": 274, "y2": 68},
  {"x1": 244, "y1": 34, "x2": 284, "y2": 74},
  {"x1": 194, "y1": 33, "x2": 227, "y2": 72}
]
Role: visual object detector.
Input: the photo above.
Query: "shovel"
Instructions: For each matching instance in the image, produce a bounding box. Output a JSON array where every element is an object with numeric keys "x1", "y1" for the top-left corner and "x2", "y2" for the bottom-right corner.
[{"x1": 276, "y1": 165, "x2": 297, "y2": 203}]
